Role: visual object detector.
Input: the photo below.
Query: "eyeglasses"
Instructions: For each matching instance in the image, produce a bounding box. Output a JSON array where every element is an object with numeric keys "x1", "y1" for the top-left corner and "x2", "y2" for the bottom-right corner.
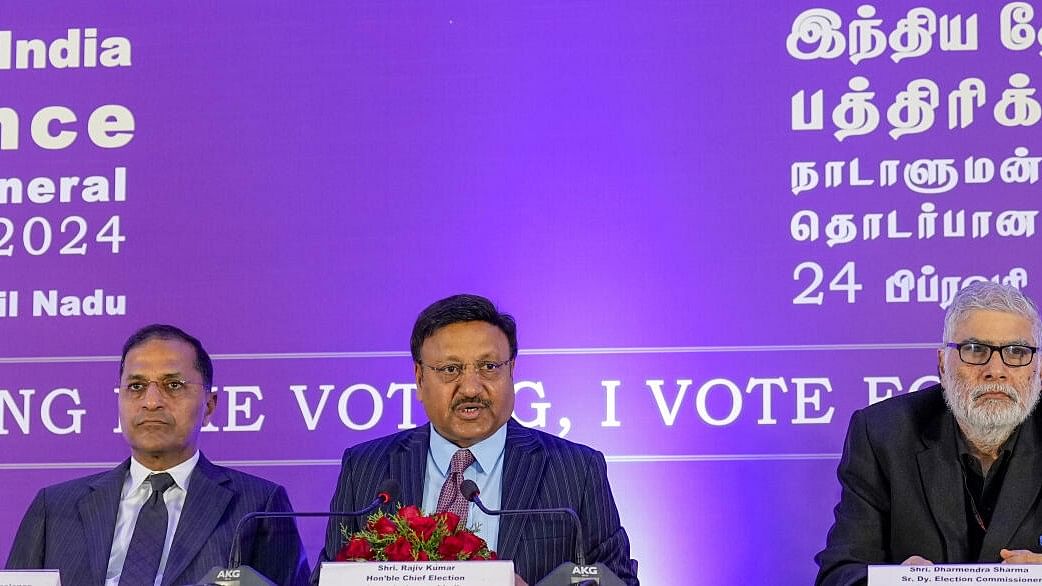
[
  {"x1": 419, "y1": 359, "x2": 513, "y2": 383},
  {"x1": 946, "y1": 342, "x2": 1038, "y2": 367},
  {"x1": 121, "y1": 379, "x2": 207, "y2": 399}
]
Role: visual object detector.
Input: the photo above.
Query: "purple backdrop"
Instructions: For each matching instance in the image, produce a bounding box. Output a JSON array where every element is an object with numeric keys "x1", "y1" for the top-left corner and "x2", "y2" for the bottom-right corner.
[{"x1": 2, "y1": 2, "x2": 1042, "y2": 584}]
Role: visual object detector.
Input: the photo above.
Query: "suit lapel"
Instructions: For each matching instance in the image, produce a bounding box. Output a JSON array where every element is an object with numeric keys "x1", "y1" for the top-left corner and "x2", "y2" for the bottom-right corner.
[
  {"x1": 981, "y1": 415, "x2": 1042, "y2": 558},
  {"x1": 917, "y1": 411, "x2": 967, "y2": 562},
  {"x1": 162, "y1": 454, "x2": 233, "y2": 586},
  {"x1": 497, "y1": 420, "x2": 546, "y2": 561},
  {"x1": 79, "y1": 460, "x2": 129, "y2": 585},
  {"x1": 393, "y1": 424, "x2": 430, "y2": 508}
]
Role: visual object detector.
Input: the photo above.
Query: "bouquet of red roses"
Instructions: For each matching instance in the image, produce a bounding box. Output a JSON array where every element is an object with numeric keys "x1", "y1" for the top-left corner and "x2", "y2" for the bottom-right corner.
[{"x1": 336, "y1": 505, "x2": 497, "y2": 562}]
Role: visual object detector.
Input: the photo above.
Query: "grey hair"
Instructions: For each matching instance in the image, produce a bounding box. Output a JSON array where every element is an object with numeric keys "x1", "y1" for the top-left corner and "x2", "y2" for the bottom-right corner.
[{"x1": 941, "y1": 281, "x2": 1042, "y2": 347}]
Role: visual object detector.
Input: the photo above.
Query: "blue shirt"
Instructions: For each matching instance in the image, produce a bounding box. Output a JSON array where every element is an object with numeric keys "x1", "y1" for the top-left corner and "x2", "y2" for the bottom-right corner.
[{"x1": 422, "y1": 424, "x2": 507, "y2": 551}]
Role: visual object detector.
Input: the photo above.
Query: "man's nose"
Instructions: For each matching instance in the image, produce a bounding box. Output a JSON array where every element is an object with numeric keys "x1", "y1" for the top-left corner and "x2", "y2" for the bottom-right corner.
[
  {"x1": 457, "y1": 366, "x2": 485, "y2": 392},
  {"x1": 981, "y1": 349, "x2": 1011, "y2": 380},
  {"x1": 142, "y1": 381, "x2": 166, "y2": 408}
]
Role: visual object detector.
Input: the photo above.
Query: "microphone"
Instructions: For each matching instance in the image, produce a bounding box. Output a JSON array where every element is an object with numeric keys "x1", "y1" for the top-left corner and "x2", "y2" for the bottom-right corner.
[
  {"x1": 459, "y1": 479, "x2": 586, "y2": 566},
  {"x1": 191, "y1": 479, "x2": 400, "y2": 586},
  {"x1": 228, "y1": 478, "x2": 399, "y2": 568},
  {"x1": 460, "y1": 480, "x2": 628, "y2": 586}
]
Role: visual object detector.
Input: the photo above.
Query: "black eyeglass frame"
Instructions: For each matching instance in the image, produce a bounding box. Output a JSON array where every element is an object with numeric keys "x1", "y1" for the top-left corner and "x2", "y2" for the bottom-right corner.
[{"x1": 945, "y1": 342, "x2": 1039, "y2": 367}]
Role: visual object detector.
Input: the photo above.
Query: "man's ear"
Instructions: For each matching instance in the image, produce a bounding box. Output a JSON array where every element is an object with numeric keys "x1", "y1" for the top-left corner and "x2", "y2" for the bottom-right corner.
[
  {"x1": 203, "y1": 390, "x2": 218, "y2": 423},
  {"x1": 414, "y1": 362, "x2": 424, "y2": 399}
]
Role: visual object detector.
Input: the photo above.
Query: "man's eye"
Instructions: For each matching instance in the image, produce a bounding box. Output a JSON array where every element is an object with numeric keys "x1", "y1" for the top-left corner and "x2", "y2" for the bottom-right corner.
[
  {"x1": 440, "y1": 365, "x2": 461, "y2": 375},
  {"x1": 478, "y1": 361, "x2": 498, "y2": 371},
  {"x1": 1008, "y1": 346, "x2": 1029, "y2": 358},
  {"x1": 966, "y1": 344, "x2": 989, "y2": 355},
  {"x1": 127, "y1": 383, "x2": 146, "y2": 392},
  {"x1": 164, "y1": 381, "x2": 185, "y2": 391}
]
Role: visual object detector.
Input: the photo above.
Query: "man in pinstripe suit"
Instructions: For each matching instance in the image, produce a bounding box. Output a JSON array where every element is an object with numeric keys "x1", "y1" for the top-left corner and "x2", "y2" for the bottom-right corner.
[
  {"x1": 313, "y1": 295, "x2": 638, "y2": 585},
  {"x1": 5, "y1": 324, "x2": 310, "y2": 586}
]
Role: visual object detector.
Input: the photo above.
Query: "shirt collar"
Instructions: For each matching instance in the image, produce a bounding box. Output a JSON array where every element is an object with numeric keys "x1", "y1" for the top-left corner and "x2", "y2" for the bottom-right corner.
[
  {"x1": 128, "y1": 450, "x2": 200, "y2": 494},
  {"x1": 429, "y1": 423, "x2": 508, "y2": 476}
]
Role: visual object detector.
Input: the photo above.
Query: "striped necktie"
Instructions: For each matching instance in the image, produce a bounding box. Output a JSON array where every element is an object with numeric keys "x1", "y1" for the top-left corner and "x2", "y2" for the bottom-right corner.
[
  {"x1": 436, "y1": 449, "x2": 476, "y2": 524},
  {"x1": 119, "y1": 472, "x2": 176, "y2": 586}
]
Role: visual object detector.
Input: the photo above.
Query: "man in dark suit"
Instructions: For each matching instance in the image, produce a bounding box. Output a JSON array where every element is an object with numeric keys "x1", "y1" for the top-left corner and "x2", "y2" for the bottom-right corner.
[
  {"x1": 816, "y1": 282, "x2": 1042, "y2": 586},
  {"x1": 5, "y1": 324, "x2": 310, "y2": 586},
  {"x1": 312, "y1": 294, "x2": 638, "y2": 585}
]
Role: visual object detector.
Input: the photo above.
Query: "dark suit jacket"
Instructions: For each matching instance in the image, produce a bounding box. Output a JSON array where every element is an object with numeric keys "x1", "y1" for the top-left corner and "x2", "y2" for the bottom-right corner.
[
  {"x1": 5, "y1": 453, "x2": 310, "y2": 586},
  {"x1": 816, "y1": 385, "x2": 1042, "y2": 586},
  {"x1": 312, "y1": 420, "x2": 638, "y2": 585}
]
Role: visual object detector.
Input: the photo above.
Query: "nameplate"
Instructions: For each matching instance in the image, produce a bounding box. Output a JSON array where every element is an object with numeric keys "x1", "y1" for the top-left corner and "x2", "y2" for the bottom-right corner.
[
  {"x1": 319, "y1": 561, "x2": 514, "y2": 585},
  {"x1": 0, "y1": 570, "x2": 61, "y2": 586},
  {"x1": 869, "y1": 564, "x2": 1042, "y2": 584}
]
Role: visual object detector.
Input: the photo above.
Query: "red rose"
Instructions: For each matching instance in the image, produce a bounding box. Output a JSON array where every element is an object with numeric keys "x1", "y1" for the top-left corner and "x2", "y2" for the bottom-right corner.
[
  {"x1": 432, "y1": 511, "x2": 460, "y2": 534},
  {"x1": 397, "y1": 505, "x2": 422, "y2": 521},
  {"x1": 416, "y1": 550, "x2": 430, "y2": 561},
  {"x1": 384, "y1": 536, "x2": 414, "y2": 561},
  {"x1": 437, "y1": 533, "x2": 465, "y2": 559},
  {"x1": 437, "y1": 530, "x2": 487, "y2": 560},
  {"x1": 336, "y1": 537, "x2": 374, "y2": 561},
  {"x1": 368, "y1": 515, "x2": 397, "y2": 536},
  {"x1": 408, "y1": 515, "x2": 438, "y2": 541},
  {"x1": 488, "y1": 550, "x2": 497, "y2": 560},
  {"x1": 457, "y1": 530, "x2": 485, "y2": 557}
]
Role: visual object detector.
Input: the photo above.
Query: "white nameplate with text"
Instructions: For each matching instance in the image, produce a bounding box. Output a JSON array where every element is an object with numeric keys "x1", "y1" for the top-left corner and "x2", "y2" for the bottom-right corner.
[
  {"x1": 0, "y1": 570, "x2": 61, "y2": 586},
  {"x1": 319, "y1": 561, "x2": 514, "y2": 585},
  {"x1": 870, "y1": 564, "x2": 1042, "y2": 584}
]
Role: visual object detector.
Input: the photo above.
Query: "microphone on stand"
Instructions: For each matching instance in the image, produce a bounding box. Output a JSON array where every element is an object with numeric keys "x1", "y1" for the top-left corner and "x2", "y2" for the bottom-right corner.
[
  {"x1": 460, "y1": 479, "x2": 586, "y2": 565},
  {"x1": 459, "y1": 480, "x2": 626, "y2": 586},
  {"x1": 191, "y1": 479, "x2": 401, "y2": 586},
  {"x1": 229, "y1": 478, "x2": 399, "y2": 569}
]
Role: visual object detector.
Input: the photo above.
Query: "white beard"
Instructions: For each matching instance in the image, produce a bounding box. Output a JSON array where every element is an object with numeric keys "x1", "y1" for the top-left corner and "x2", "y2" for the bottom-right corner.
[{"x1": 943, "y1": 372, "x2": 1042, "y2": 452}]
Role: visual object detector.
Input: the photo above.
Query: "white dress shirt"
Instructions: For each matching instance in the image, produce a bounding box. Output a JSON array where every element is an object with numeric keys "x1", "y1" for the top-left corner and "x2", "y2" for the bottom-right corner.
[{"x1": 105, "y1": 451, "x2": 199, "y2": 586}]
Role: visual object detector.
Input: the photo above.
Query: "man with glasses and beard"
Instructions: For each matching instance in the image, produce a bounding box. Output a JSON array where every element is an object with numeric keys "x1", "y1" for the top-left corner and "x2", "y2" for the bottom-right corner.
[{"x1": 816, "y1": 282, "x2": 1042, "y2": 586}]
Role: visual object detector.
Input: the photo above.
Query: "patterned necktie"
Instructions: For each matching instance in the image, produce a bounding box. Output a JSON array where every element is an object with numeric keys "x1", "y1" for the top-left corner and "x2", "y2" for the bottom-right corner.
[
  {"x1": 120, "y1": 472, "x2": 176, "y2": 586},
  {"x1": 436, "y1": 449, "x2": 476, "y2": 524}
]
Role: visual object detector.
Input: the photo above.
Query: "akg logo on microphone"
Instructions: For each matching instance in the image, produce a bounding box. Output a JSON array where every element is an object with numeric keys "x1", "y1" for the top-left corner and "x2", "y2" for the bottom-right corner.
[
  {"x1": 216, "y1": 568, "x2": 241, "y2": 579},
  {"x1": 570, "y1": 564, "x2": 600, "y2": 584}
]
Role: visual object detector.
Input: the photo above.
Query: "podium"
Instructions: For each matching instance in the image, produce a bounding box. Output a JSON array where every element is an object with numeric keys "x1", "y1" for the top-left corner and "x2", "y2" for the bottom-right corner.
[{"x1": 319, "y1": 561, "x2": 516, "y2": 585}]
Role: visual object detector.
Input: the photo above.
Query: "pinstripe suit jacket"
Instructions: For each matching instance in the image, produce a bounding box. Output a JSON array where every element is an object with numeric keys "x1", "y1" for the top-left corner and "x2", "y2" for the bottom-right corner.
[
  {"x1": 5, "y1": 453, "x2": 310, "y2": 586},
  {"x1": 312, "y1": 420, "x2": 638, "y2": 585}
]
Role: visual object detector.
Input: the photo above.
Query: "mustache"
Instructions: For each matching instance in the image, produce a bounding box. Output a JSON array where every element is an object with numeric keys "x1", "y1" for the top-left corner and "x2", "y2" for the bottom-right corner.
[
  {"x1": 970, "y1": 383, "x2": 1020, "y2": 403},
  {"x1": 133, "y1": 416, "x2": 172, "y2": 425},
  {"x1": 452, "y1": 397, "x2": 491, "y2": 409}
]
